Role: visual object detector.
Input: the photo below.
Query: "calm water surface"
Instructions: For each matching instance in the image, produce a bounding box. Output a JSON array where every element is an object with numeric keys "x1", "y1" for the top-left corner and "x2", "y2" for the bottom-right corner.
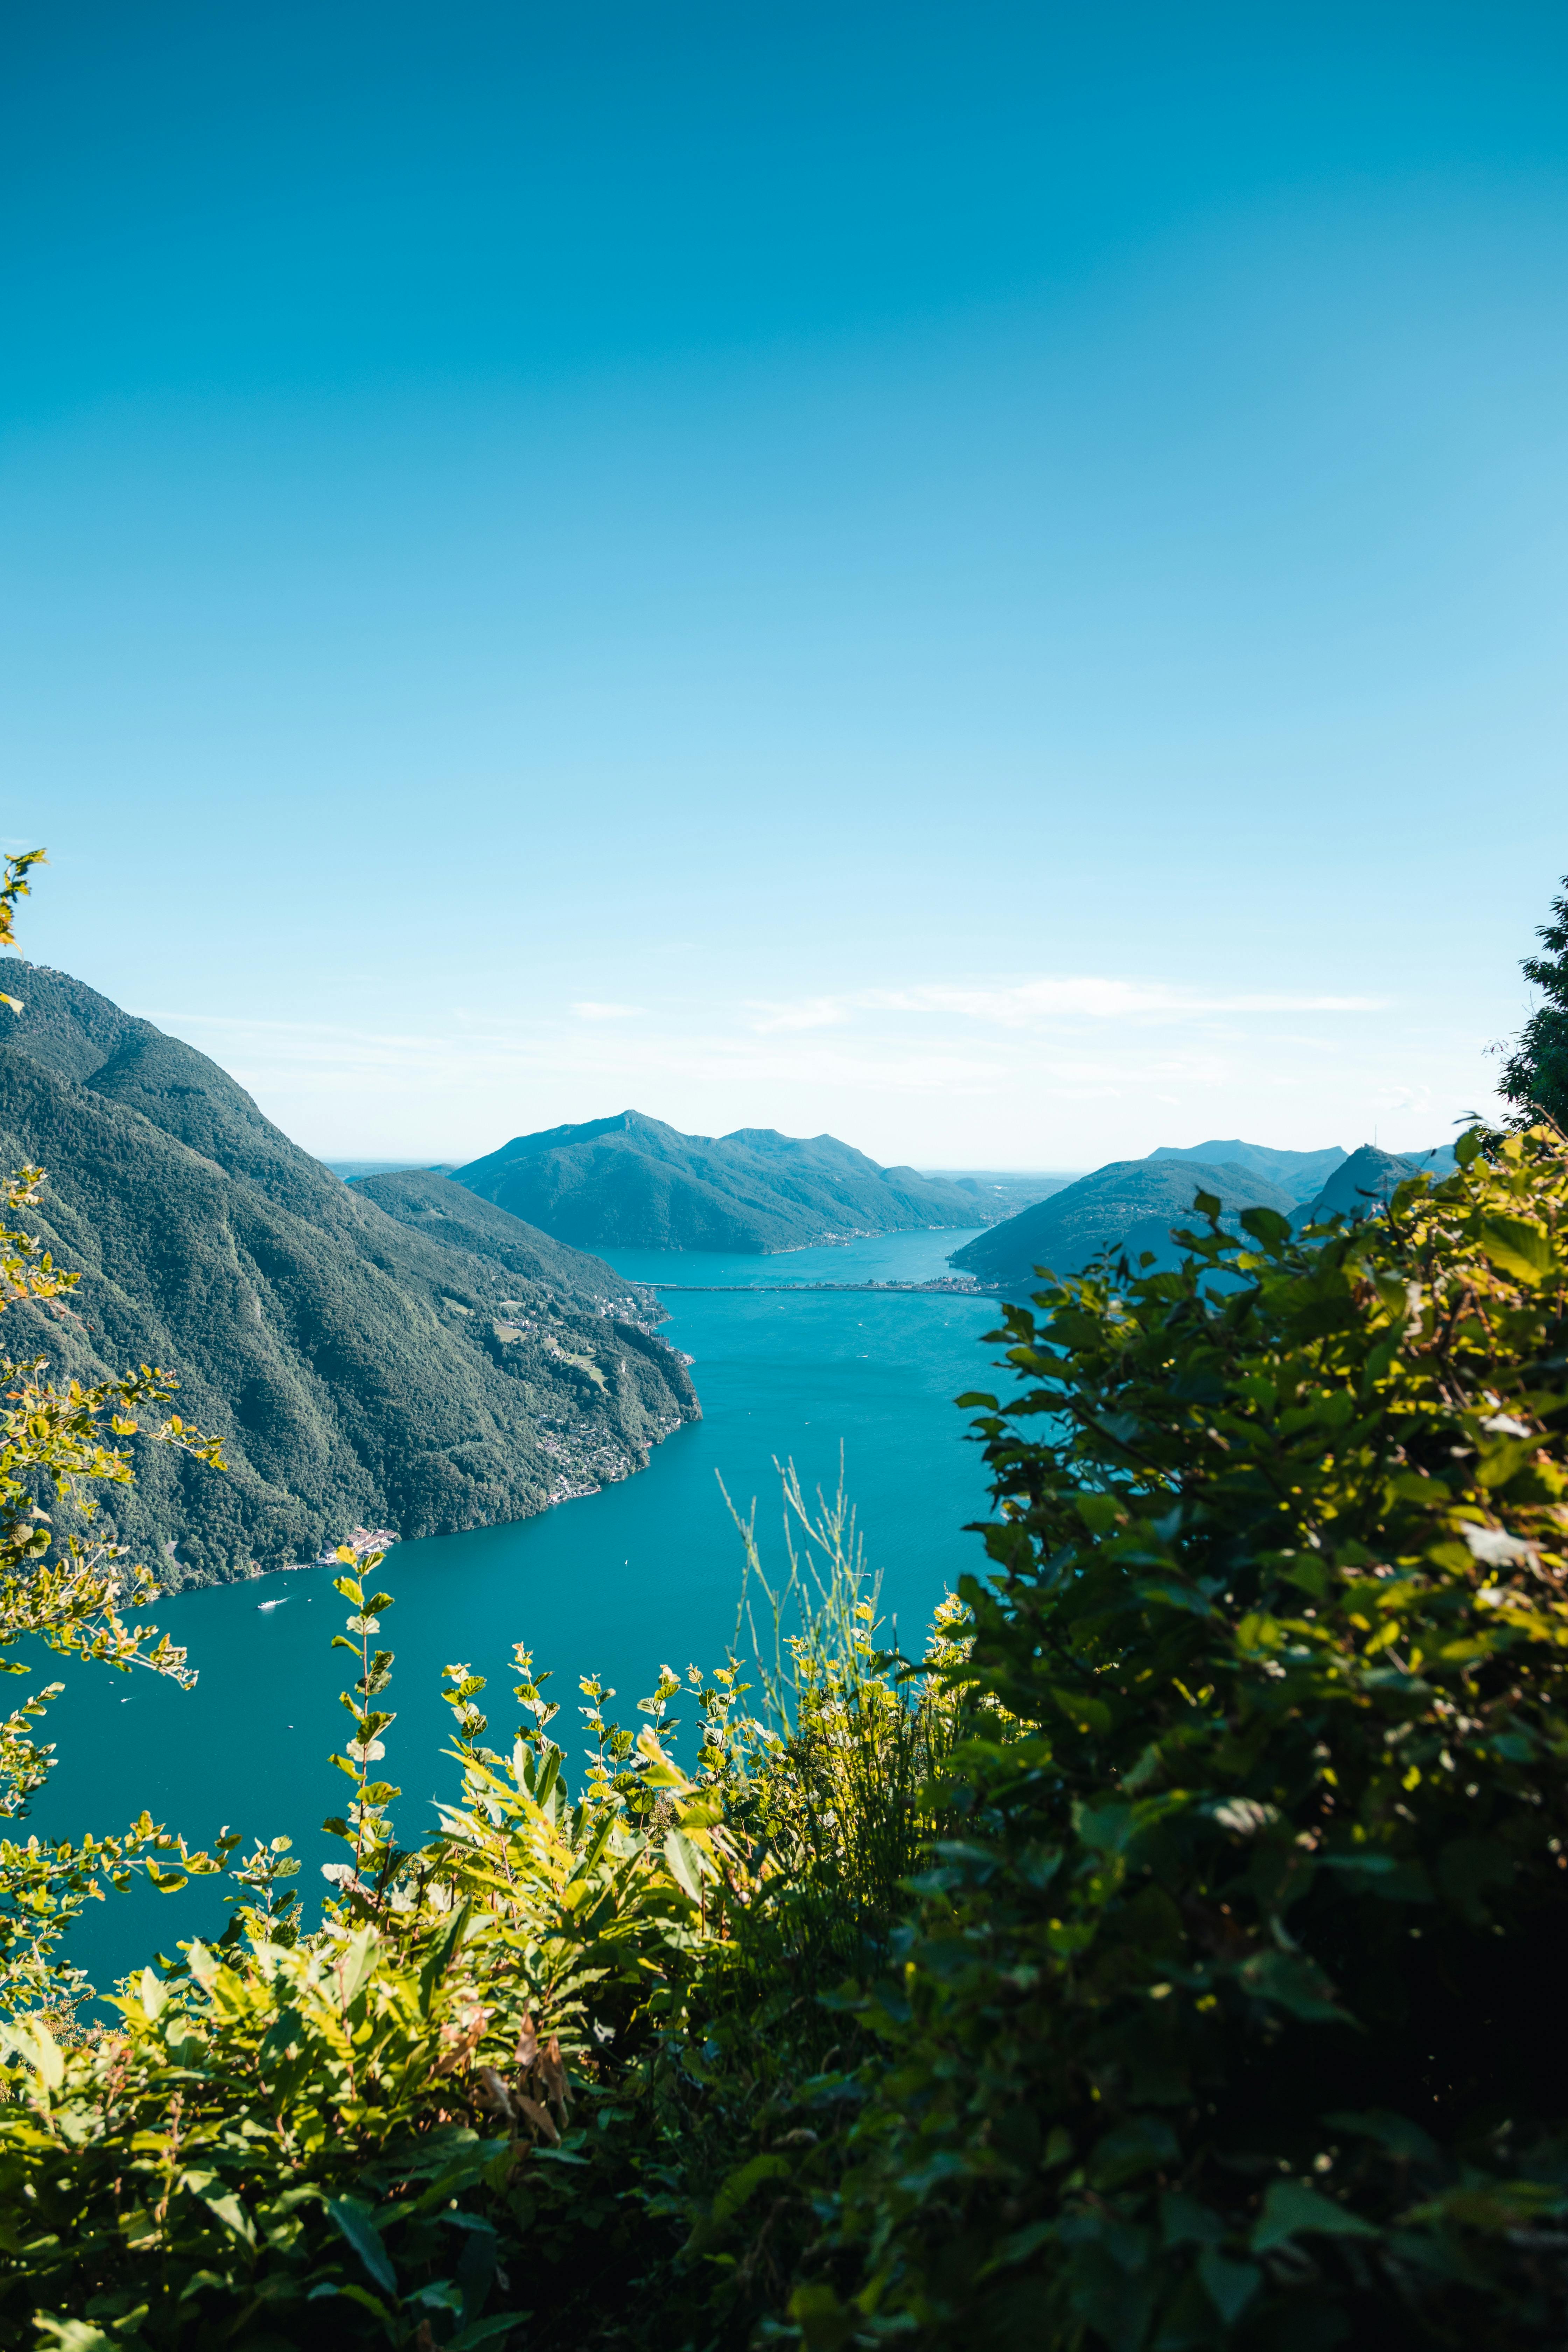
[{"x1": 37, "y1": 1230, "x2": 1007, "y2": 1986}]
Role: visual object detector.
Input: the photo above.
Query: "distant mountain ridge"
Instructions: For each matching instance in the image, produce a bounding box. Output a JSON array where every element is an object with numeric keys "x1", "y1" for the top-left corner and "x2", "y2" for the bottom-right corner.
[
  {"x1": 1150, "y1": 1139, "x2": 1348, "y2": 1202},
  {"x1": 0, "y1": 968, "x2": 698, "y2": 1586},
  {"x1": 950, "y1": 1135, "x2": 1464, "y2": 1290},
  {"x1": 950, "y1": 1158, "x2": 1299, "y2": 1289},
  {"x1": 450, "y1": 1111, "x2": 987, "y2": 1253}
]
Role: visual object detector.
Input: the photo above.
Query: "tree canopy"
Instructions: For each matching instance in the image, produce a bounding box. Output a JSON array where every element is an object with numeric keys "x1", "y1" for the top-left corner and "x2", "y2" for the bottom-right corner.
[{"x1": 1500, "y1": 871, "x2": 1568, "y2": 1129}]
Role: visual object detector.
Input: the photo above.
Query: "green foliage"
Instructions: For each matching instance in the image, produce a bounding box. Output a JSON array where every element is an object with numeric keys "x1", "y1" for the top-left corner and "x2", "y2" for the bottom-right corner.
[
  {"x1": 0, "y1": 1550, "x2": 749, "y2": 2348},
  {"x1": 0, "y1": 1154, "x2": 229, "y2": 2015},
  {"x1": 0, "y1": 850, "x2": 45, "y2": 1010},
  {"x1": 0, "y1": 1459, "x2": 973, "y2": 2349},
  {"x1": 799, "y1": 1129, "x2": 1568, "y2": 2348},
  {"x1": 1500, "y1": 872, "x2": 1568, "y2": 1130},
  {"x1": 726, "y1": 1462, "x2": 972, "y2": 1976}
]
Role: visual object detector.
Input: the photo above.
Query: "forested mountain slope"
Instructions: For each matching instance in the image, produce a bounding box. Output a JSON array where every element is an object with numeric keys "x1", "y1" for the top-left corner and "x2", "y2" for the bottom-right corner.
[
  {"x1": 1300, "y1": 1142, "x2": 1427, "y2": 1222},
  {"x1": 953, "y1": 1138, "x2": 1467, "y2": 1289},
  {"x1": 949, "y1": 1156, "x2": 1297, "y2": 1288},
  {"x1": 451, "y1": 1109, "x2": 983, "y2": 1251},
  {"x1": 0, "y1": 967, "x2": 698, "y2": 1587}
]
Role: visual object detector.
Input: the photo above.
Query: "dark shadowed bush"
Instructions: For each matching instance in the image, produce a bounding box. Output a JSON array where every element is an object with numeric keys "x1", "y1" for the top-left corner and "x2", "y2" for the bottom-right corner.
[{"x1": 799, "y1": 1126, "x2": 1568, "y2": 2351}]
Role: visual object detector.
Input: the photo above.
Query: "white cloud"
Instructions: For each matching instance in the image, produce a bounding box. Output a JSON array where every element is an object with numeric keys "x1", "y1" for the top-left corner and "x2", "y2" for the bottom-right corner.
[
  {"x1": 144, "y1": 972, "x2": 1493, "y2": 1170},
  {"x1": 747, "y1": 975, "x2": 1386, "y2": 1033}
]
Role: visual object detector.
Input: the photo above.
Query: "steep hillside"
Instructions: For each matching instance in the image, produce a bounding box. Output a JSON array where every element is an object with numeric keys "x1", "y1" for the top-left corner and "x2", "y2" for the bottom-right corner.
[
  {"x1": 450, "y1": 1110, "x2": 983, "y2": 1252},
  {"x1": 949, "y1": 1157, "x2": 1297, "y2": 1290},
  {"x1": 1300, "y1": 1144, "x2": 1422, "y2": 1223},
  {"x1": 0, "y1": 967, "x2": 699, "y2": 1587}
]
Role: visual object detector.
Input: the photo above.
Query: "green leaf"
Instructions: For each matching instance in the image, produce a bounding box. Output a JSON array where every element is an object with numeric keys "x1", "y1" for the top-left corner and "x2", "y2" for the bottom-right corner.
[
  {"x1": 450, "y1": 2319, "x2": 533, "y2": 2351},
  {"x1": 1323, "y1": 2108, "x2": 1439, "y2": 2165},
  {"x1": 1475, "y1": 1433, "x2": 1540, "y2": 1490},
  {"x1": 258, "y1": 2008, "x2": 305, "y2": 2067},
  {"x1": 186, "y1": 1940, "x2": 219, "y2": 1990},
  {"x1": 1072, "y1": 1797, "x2": 1135, "y2": 1853},
  {"x1": 203, "y1": 2191, "x2": 257, "y2": 2246},
  {"x1": 336, "y1": 1925, "x2": 380, "y2": 2007},
  {"x1": 1252, "y1": 2179, "x2": 1379, "y2": 2253},
  {"x1": 1197, "y1": 2249, "x2": 1261, "y2": 2324},
  {"x1": 325, "y1": 2196, "x2": 397, "y2": 2294},
  {"x1": 709, "y1": 2151, "x2": 791, "y2": 2227},
  {"x1": 1479, "y1": 1218, "x2": 1553, "y2": 1286},
  {"x1": 1087, "y1": 2115, "x2": 1179, "y2": 2189},
  {"x1": 786, "y1": 2284, "x2": 856, "y2": 2352},
  {"x1": 33, "y1": 2323, "x2": 117, "y2": 2351},
  {"x1": 410, "y1": 2283, "x2": 464, "y2": 2314},
  {"x1": 1074, "y1": 1492, "x2": 1123, "y2": 1535},
  {"x1": 1239, "y1": 1205, "x2": 1292, "y2": 1248},
  {"x1": 6, "y1": 2018, "x2": 64, "y2": 2091},
  {"x1": 1160, "y1": 2192, "x2": 1226, "y2": 2248},
  {"x1": 1054, "y1": 1688, "x2": 1112, "y2": 1735},
  {"x1": 663, "y1": 1828, "x2": 707, "y2": 1902},
  {"x1": 419, "y1": 1900, "x2": 473, "y2": 2014}
]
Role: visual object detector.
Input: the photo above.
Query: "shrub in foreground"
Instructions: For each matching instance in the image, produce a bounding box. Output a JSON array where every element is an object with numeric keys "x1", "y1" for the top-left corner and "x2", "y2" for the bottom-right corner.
[
  {"x1": 0, "y1": 1561, "x2": 751, "y2": 2349},
  {"x1": 799, "y1": 1126, "x2": 1568, "y2": 2350}
]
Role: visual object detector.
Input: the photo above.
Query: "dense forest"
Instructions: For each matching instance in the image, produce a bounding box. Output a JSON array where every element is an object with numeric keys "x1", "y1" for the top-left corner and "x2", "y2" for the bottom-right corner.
[
  {"x1": 450, "y1": 1110, "x2": 989, "y2": 1252},
  {"x1": 955, "y1": 1141, "x2": 1459, "y2": 1290},
  {"x1": 0, "y1": 965, "x2": 698, "y2": 1584},
  {"x1": 5, "y1": 860, "x2": 1568, "y2": 2350}
]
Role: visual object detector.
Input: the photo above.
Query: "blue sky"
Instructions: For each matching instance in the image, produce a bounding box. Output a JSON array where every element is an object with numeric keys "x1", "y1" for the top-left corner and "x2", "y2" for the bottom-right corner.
[{"x1": 5, "y1": 0, "x2": 1566, "y2": 1166}]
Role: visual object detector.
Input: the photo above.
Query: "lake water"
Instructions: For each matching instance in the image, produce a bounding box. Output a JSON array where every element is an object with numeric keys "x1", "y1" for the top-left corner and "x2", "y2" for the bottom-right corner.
[{"x1": 34, "y1": 1229, "x2": 1005, "y2": 1990}]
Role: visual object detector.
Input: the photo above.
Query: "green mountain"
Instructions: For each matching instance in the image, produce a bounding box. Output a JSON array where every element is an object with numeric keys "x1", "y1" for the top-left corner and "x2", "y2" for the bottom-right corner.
[
  {"x1": 1149, "y1": 1138, "x2": 1348, "y2": 1202},
  {"x1": 1300, "y1": 1143, "x2": 1425, "y2": 1223},
  {"x1": 450, "y1": 1110, "x2": 986, "y2": 1252},
  {"x1": 949, "y1": 1157, "x2": 1298, "y2": 1289},
  {"x1": 0, "y1": 966, "x2": 699, "y2": 1588}
]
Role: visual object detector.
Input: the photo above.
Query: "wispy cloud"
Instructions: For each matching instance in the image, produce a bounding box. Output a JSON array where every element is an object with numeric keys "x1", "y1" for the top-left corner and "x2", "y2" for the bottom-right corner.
[
  {"x1": 148, "y1": 1002, "x2": 1359, "y2": 1110},
  {"x1": 747, "y1": 976, "x2": 1386, "y2": 1033},
  {"x1": 143, "y1": 969, "x2": 1480, "y2": 1169}
]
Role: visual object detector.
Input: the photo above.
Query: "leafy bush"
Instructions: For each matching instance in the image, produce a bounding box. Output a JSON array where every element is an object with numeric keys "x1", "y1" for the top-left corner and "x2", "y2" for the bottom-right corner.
[
  {"x1": 0, "y1": 1560, "x2": 747, "y2": 2350},
  {"x1": 1500, "y1": 872, "x2": 1568, "y2": 1128},
  {"x1": 801, "y1": 1127, "x2": 1568, "y2": 2350}
]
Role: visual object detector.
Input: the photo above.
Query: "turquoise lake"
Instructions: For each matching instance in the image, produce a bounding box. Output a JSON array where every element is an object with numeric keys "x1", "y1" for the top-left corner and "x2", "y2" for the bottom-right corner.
[{"x1": 35, "y1": 1228, "x2": 1007, "y2": 1989}]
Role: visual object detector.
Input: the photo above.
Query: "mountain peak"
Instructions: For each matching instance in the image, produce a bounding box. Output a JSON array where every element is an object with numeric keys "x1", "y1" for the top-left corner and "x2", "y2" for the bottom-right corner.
[{"x1": 451, "y1": 1114, "x2": 984, "y2": 1252}]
